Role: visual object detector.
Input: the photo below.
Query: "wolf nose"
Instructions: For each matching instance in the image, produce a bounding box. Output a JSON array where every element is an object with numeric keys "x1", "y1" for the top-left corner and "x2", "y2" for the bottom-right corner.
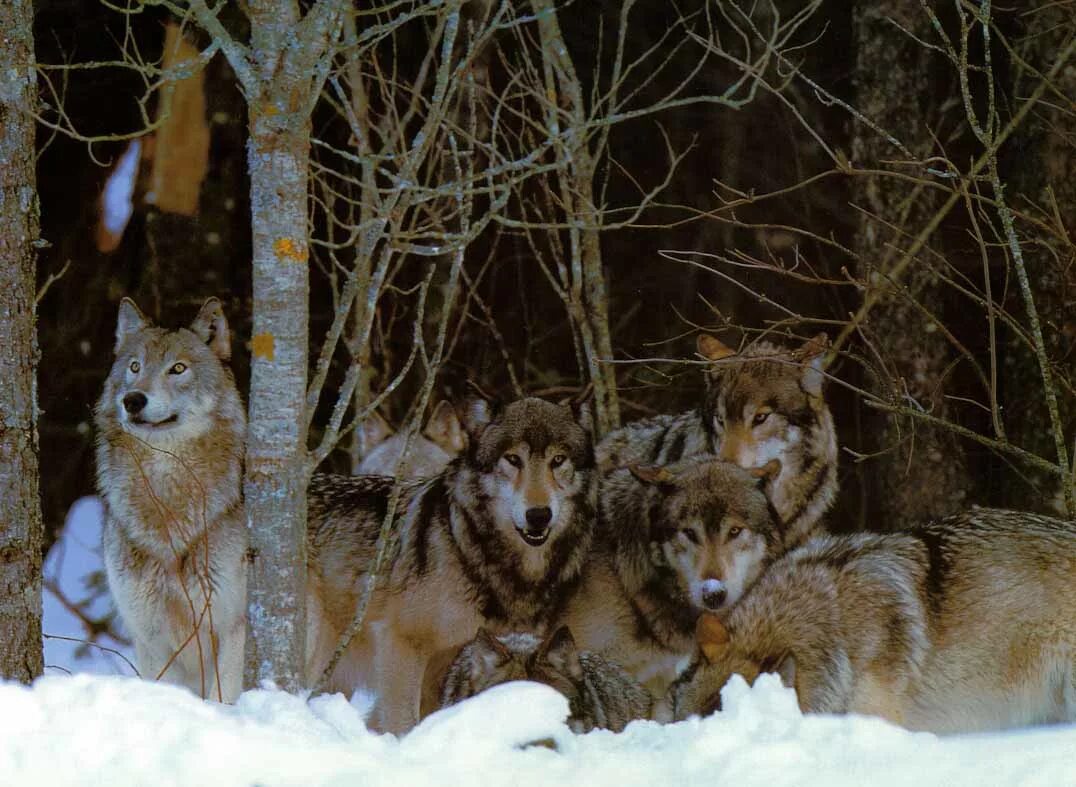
[
  {"x1": 123, "y1": 392, "x2": 148, "y2": 415},
  {"x1": 702, "y1": 587, "x2": 728, "y2": 610},
  {"x1": 525, "y1": 507, "x2": 553, "y2": 528}
]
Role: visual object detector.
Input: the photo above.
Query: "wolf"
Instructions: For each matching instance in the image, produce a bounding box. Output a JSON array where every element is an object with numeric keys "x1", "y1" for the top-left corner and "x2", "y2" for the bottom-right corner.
[
  {"x1": 305, "y1": 395, "x2": 598, "y2": 734},
  {"x1": 661, "y1": 507, "x2": 1076, "y2": 734},
  {"x1": 599, "y1": 333, "x2": 837, "y2": 549},
  {"x1": 96, "y1": 297, "x2": 246, "y2": 702},
  {"x1": 422, "y1": 626, "x2": 653, "y2": 733},
  {"x1": 561, "y1": 458, "x2": 783, "y2": 694},
  {"x1": 356, "y1": 400, "x2": 466, "y2": 479}
]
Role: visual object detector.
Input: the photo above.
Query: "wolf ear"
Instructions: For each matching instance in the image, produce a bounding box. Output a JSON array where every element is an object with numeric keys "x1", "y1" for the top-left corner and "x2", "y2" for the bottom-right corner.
[
  {"x1": 424, "y1": 400, "x2": 467, "y2": 454},
  {"x1": 190, "y1": 297, "x2": 231, "y2": 361},
  {"x1": 760, "y1": 651, "x2": 797, "y2": 692},
  {"x1": 567, "y1": 383, "x2": 595, "y2": 437},
  {"x1": 630, "y1": 463, "x2": 678, "y2": 490},
  {"x1": 696, "y1": 612, "x2": 731, "y2": 664},
  {"x1": 797, "y1": 333, "x2": 829, "y2": 398},
  {"x1": 697, "y1": 334, "x2": 737, "y2": 362},
  {"x1": 115, "y1": 298, "x2": 150, "y2": 352},
  {"x1": 472, "y1": 627, "x2": 511, "y2": 666},
  {"x1": 460, "y1": 392, "x2": 499, "y2": 439},
  {"x1": 749, "y1": 459, "x2": 782, "y2": 484},
  {"x1": 537, "y1": 626, "x2": 583, "y2": 681},
  {"x1": 359, "y1": 410, "x2": 394, "y2": 456}
]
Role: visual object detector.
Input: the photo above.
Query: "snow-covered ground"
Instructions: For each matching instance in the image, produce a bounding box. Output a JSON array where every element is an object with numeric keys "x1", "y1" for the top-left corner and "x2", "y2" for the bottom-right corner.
[
  {"x1": 32, "y1": 499, "x2": 1076, "y2": 786},
  {"x1": 3, "y1": 674, "x2": 1076, "y2": 787}
]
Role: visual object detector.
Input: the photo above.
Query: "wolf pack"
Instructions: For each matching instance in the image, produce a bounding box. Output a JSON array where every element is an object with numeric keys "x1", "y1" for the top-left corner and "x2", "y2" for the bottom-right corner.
[{"x1": 95, "y1": 297, "x2": 1076, "y2": 737}]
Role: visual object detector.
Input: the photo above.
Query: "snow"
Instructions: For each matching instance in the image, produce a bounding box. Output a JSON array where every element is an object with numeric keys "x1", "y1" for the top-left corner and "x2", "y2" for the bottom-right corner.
[
  {"x1": 34, "y1": 502, "x2": 1076, "y2": 786},
  {"x1": 101, "y1": 139, "x2": 140, "y2": 234},
  {"x1": 3, "y1": 672, "x2": 1076, "y2": 787}
]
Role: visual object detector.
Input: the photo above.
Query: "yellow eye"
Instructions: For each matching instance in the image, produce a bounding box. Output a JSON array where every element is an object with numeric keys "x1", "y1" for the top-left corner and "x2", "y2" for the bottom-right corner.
[
  {"x1": 169, "y1": 362, "x2": 188, "y2": 375},
  {"x1": 752, "y1": 409, "x2": 772, "y2": 427},
  {"x1": 504, "y1": 453, "x2": 523, "y2": 468},
  {"x1": 728, "y1": 526, "x2": 743, "y2": 539},
  {"x1": 129, "y1": 360, "x2": 140, "y2": 373},
  {"x1": 550, "y1": 454, "x2": 567, "y2": 469}
]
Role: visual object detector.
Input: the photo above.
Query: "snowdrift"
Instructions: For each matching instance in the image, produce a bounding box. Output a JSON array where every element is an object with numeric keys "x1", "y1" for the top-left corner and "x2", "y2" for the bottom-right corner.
[{"x1": 2, "y1": 673, "x2": 1075, "y2": 787}]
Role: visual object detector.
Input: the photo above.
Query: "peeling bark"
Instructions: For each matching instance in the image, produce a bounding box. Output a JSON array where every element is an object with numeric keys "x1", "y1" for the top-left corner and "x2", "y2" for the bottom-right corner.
[{"x1": 0, "y1": 0, "x2": 44, "y2": 683}]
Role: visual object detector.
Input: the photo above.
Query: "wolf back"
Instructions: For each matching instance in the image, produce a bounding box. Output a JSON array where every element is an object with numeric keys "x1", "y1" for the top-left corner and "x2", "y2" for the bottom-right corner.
[{"x1": 663, "y1": 507, "x2": 1076, "y2": 733}]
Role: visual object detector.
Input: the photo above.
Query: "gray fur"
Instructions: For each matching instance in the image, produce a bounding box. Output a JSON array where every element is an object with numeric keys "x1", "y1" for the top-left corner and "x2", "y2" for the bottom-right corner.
[
  {"x1": 598, "y1": 335, "x2": 837, "y2": 549},
  {"x1": 433, "y1": 627, "x2": 653, "y2": 732},
  {"x1": 664, "y1": 507, "x2": 1076, "y2": 734}
]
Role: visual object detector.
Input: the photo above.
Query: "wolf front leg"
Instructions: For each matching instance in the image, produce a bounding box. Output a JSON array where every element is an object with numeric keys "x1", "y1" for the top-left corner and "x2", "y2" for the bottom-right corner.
[{"x1": 371, "y1": 624, "x2": 427, "y2": 734}]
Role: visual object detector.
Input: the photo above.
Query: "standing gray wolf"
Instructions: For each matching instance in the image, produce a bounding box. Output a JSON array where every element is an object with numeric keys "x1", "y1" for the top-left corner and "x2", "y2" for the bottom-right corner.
[
  {"x1": 422, "y1": 626, "x2": 652, "y2": 733},
  {"x1": 356, "y1": 400, "x2": 466, "y2": 479},
  {"x1": 305, "y1": 395, "x2": 598, "y2": 734},
  {"x1": 96, "y1": 297, "x2": 246, "y2": 702},
  {"x1": 562, "y1": 459, "x2": 783, "y2": 694},
  {"x1": 599, "y1": 334, "x2": 837, "y2": 549},
  {"x1": 661, "y1": 507, "x2": 1076, "y2": 733}
]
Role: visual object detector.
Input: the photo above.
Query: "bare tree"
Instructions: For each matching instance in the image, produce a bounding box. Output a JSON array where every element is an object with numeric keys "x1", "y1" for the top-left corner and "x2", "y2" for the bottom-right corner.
[
  {"x1": 0, "y1": 0, "x2": 44, "y2": 682},
  {"x1": 183, "y1": 0, "x2": 350, "y2": 690}
]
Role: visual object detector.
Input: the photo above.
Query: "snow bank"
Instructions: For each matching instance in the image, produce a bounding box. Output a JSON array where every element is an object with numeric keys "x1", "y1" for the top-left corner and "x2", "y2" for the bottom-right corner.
[{"x1": 2, "y1": 673, "x2": 1074, "y2": 787}]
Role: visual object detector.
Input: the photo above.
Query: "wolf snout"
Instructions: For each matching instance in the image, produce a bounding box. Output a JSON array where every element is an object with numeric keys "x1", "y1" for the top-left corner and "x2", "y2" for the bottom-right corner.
[
  {"x1": 700, "y1": 578, "x2": 728, "y2": 610},
  {"x1": 525, "y1": 507, "x2": 553, "y2": 529},
  {"x1": 123, "y1": 391, "x2": 148, "y2": 415}
]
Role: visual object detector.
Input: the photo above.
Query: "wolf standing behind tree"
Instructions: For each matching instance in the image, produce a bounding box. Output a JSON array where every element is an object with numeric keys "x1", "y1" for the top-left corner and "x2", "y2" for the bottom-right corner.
[{"x1": 96, "y1": 298, "x2": 247, "y2": 702}]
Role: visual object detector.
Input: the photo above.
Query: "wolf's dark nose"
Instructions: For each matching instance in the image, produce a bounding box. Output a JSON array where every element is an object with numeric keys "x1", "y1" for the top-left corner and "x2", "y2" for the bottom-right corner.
[
  {"x1": 526, "y1": 507, "x2": 553, "y2": 528},
  {"x1": 702, "y1": 587, "x2": 728, "y2": 610},
  {"x1": 123, "y1": 392, "x2": 148, "y2": 415}
]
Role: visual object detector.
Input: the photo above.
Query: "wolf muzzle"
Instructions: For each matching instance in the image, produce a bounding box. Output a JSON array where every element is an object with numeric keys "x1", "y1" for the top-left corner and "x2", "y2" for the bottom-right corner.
[{"x1": 519, "y1": 506, "x2": 553, "y2": 546}]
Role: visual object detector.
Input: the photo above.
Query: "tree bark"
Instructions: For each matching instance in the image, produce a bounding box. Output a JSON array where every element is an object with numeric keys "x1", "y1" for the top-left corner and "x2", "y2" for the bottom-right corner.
[
  {"x1": 0, "y1": 0, "x2": 44, "y2": 683},
  {"x1": 851, "y1": 4, "x2": 971, "y2": 530},
  {"x1": 241, "y1": 0, "x2": 314, "y2": 692}
]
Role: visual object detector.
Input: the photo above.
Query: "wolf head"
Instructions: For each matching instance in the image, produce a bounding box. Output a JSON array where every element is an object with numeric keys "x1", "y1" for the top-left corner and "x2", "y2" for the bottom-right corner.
[
  {"x1": 96, "y1": 297, "x2": 244, "y2": 447},
  {"x1": 627, "y1": 459, "x2": 782, "y2": 615},
  {"x1": 434, "y1": 627, "x2": 585, "y2": 712},
  {"x1": 697, "y1": 333, "x2": 837, "y2": 545},
  {"x1": 662, "y1": 611, "x2": 796, "y2": 721},
  {"x1": 357, "y1": 400, "x2": 466, "y2": 479},
  {"x1": 457, "y1": 395, "x2": 595, "y2": 550}
]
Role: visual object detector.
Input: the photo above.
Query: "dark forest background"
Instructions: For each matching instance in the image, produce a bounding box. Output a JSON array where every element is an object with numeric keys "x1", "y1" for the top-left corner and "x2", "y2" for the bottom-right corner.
[{"x1": 30, "y1": 1, "x2": 1075, "y2": 580}]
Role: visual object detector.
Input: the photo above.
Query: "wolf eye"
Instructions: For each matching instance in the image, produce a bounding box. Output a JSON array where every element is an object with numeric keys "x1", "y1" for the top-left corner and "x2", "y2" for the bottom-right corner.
[
  {"x1": 752, "y1": 410, "x2": 771, "y2": 426},
  {"x1": 128, "y1": 360, "x2": 141, "y2": 374},
  {"x1": 550, "y1": 454, "x2": 567, "y2": 469},
  {"x1": 168, "y1": 362, "x2": 188, "y2": 375},
  {"x1": 728, "y1": 526, "x2": 743, "y2": 540},
  {"x1": 504, "y1": 453, "x2": 523, "y2": 468},
  {"x1": 681, "y1": 528, "x2": 700, "y2": 545}
]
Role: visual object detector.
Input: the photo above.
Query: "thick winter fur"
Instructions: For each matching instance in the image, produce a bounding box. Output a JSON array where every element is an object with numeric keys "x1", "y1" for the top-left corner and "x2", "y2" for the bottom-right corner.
[
  {"x1": 599, "y1": 334, "x2": 837, "y2": 548},
  {"x1": 306, "y1": 396, "x2": 598, "y2": 734},
  {"x1": 662, "y1": 508, "x2": 1076, "y2": 734},
  {"x1": 96, "y1": 298, "x2": 247, "y2": 702},
  {"x1": 562, "y1": 459, "x2": 782, "y2": 693},
  {"x1": 356, "y1": 400, "x2": 466, "y2": 479},
  {"x1": 423, "y1": 627, "x2": 653, "y2": 733}
]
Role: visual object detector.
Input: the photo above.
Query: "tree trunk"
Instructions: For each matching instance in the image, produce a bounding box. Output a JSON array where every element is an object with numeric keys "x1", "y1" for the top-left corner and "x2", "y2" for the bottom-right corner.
[
  {"x1": 1002, "y1": 5, "x2": 1076, "y2": 514},
  {"x1": 242, "y1": 0, "x2": 313, "y2": 692},
  {"x1": 851, "y1": 4, "x2": 971, "y2": 530},
  {"x1": 0, "y1": 0, "x2": 44, "y2": 683},
  {"x1": 532, "y1": 0, "x2": 620, "y2": 437}
]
